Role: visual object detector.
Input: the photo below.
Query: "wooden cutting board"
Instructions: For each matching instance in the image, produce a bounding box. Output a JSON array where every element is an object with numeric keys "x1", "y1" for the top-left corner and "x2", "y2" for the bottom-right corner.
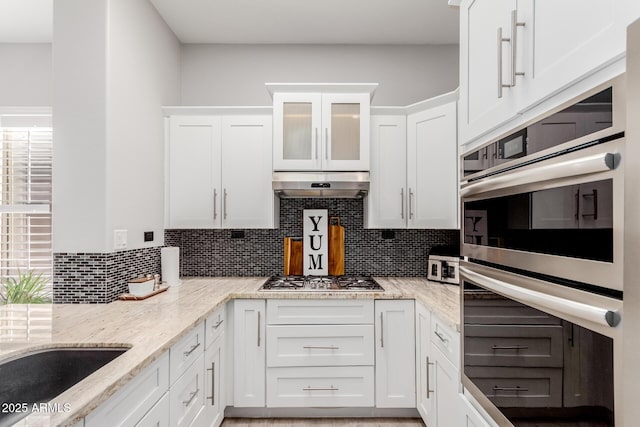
[
  {"x1": 328, "y1": 216, "x2": 345, "y2": 276},
  {"x1": 284, "y1": 237, "x2": 303, "y2": 275}
]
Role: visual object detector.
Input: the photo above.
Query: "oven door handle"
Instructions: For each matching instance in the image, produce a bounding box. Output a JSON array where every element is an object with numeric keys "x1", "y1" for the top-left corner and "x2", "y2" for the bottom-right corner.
[
  {"x1": 460, "y1": 266, "x2": 620, "y2": 327},
  {"x1": 460, "y1": 152, "x2": 618, "y2": 198}
]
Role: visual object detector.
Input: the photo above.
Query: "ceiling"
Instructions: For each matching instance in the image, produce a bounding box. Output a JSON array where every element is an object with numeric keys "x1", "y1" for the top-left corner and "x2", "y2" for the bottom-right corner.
[
  {"x1": 0, "y1": 0, "x2": 52, "y2": 43},
  {"x1": 149, "y1": 0, "x2": 460, "y2": 44},
  {"x1": 0, "y1": 0, "x2": 459, "y2": 45}
]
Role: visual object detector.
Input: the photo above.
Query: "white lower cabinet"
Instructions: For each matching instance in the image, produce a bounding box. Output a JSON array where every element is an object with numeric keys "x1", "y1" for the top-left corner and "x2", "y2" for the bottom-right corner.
[
  {"x1": 415, "y1": 301, "x2": 461, "y2": 427},
  {"x1": 266, "y1": 366, "x2": 375, "y2": 407},
  {"x1": 233, "y1": 299, "x2": 266, "y2": 407},
  {"x1": 85, "y1": 352, "x2": 169, "y2": 427},
  {"x1": 135, "y1": 392, "x2": 170, "y2": 427},
  {"x1": 374, "y1": 300, "x2": 416, "y2": 408},
  {"x1": 459, "y1": 392, "x2": 497, "y2": 427},
  {"x1": 415, "y1": 302, "x2": 433, "y2": 420},
  {"x1": 170, "y1": 353, "x2": 205, "y2": 427},
  {"x1": 263, "y1": 299, "x2": 376, "y2": 409}
]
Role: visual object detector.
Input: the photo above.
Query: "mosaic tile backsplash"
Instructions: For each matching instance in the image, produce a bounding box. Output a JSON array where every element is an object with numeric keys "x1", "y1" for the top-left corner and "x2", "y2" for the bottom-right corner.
[
  {"x1": 165, "y1": 198, "x2": 459, "y2": 277},
  {"x1": 53, "y1": 247, "x2": 161, "y2": 303},
  {"x1": 53, "y1": 199, "x2": 459, "y2": 303}
]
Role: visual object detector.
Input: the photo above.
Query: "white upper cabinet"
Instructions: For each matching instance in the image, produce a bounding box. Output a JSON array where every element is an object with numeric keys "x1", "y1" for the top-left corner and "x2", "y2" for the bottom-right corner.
[
  {"x1": 367, "y1": 115, "x2": 408, "y2": 229},
  {"x1": 459, "y1": 0, "x2": 518, "y2": 145},
  {"x1": 220, "y1": 115, "x2": 274, "y2": 229},
  {"x1": 166, "y1": 114, "x2": 275, "y2": 229},
  {"x1": 367, "y1": 98, "x2": 458, "y2": 230},
  {"x1": 459, "y1": 0, "x2": 636, "y2": 145},
  {"x1": 273, "y1": 92, "x2": 370, "y2": 171},
  {"x1": 167, "y1": 116, "x2": 222, "y2": 229},
  {"x1": 407, "y1": 102, "x2": 458, "y2": 229}
]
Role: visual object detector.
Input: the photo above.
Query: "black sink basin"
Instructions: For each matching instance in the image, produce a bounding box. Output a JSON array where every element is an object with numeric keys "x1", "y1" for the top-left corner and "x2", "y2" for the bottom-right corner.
[{"x1": 0, "y1": 347, "x2": 128, "y2": 427}]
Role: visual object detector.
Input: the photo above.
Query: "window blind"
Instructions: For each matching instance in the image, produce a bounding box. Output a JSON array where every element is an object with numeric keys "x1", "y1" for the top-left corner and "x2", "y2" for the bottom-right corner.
[{"x1": 0, "y1": 126, "x2": 53, "y2": 285}]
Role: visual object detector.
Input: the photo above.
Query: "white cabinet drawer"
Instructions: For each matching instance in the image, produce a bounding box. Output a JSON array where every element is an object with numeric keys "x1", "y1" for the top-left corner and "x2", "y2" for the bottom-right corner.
[
  {"x1": 86, "y1": 352, "x2": 169, "y2": 427},
  {"x1": 431, "y1": 314, "x2": 460, "y2": 367},
  {"x1": 266, "y1": 366, "x2": 374, "y2": 407},
  {"x1": 266, "y1": 299, "x2": 374, "y2": 325},
  {"x1": 170, "y1": 353, "x2": 205, "y2": 427},
  {"x1": 134, "y1": 392, "x2": 169, "y2": 427},
  {"x1": 205, "y1": 305, "x2": 226, "y2": 349},
  {"x1": 170, "y1": 322, "x2": 205, "y2": 385},
  {"x1": 266, "y1": 324, "x2": 374, "y2": 367}
]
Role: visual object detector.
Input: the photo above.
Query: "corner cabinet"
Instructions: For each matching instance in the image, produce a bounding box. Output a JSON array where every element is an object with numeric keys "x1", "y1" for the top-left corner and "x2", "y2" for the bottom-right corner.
[
  {"x1": 367, "y1": 96, "x2": 458, "y2": 230},
  {"x1": 458, "y1": 0, "x2": 638, "y2": 145},
  {"x1": 273, "y1": 92, "x2": 370, "y2": 171},
  {"x1": 166, "y1": 114, "x2": 275, "y2": 229}
]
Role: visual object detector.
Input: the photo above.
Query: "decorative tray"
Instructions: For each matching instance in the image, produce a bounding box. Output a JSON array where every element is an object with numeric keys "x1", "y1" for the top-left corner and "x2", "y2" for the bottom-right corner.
[{"x1": 119, "y1": 286, "x2": 168, "y2": 301}]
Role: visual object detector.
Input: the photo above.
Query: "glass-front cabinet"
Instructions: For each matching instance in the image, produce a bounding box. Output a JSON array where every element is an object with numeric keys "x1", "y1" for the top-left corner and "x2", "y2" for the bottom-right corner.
[{"x1": 273, "y1": 92, "x2": 370, "y2": 171}]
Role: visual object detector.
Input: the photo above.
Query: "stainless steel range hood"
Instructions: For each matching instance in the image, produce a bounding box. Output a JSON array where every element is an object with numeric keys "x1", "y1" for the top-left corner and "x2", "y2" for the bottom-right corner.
[{"x1": 273, "y1": 171, "x2": 370, "y2": 198}]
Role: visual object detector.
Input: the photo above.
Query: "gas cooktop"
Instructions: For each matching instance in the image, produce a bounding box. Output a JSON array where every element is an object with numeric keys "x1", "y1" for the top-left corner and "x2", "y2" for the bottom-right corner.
[{"x1": 260, "y1": 276, "x2": 384, "y2": 292}]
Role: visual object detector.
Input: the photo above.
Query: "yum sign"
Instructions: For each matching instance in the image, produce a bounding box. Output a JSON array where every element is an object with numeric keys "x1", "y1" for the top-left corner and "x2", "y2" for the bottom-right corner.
[{"x1": 303, "y1": 209, "x2": 328, "y2": 276}]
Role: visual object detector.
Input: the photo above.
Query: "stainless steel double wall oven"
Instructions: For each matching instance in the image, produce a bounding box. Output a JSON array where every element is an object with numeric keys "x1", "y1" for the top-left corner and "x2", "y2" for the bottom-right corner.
[{"x1": 460, "y1": 77, "x2": 625, "y2": 426}]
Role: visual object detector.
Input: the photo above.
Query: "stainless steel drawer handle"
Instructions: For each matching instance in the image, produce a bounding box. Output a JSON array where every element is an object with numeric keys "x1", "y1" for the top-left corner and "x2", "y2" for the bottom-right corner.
[
  {"x1": 213, "y1": 319, "x2": 224, "y2": 329},
  {"x1": 206, "y1": 362, "x2": 215, "y2": 405},
  {"x1": 303, "y1": 385, "x2": 339, "y2": 391},
  {"x1": 492, "y1": 386, "x2": 528, "y2": 392},
  {"x1": 434, "y1": 330, "x2": 448, "y2": 344},
  {"x1": 400, "y1": 188, "x2": 405, "y2": 219},
  {"x1": 183, "y1": 341, "x2": 201, "y2": 357},
  {"x1": 183, "y1": 388, "x2": 199, "y2": 406},
  {"x1": 303, "y1": 345, "x2": 339, "y2": 350},
  {"x1": 491, "y1": 345, "x2": 528, "y2": 351}
]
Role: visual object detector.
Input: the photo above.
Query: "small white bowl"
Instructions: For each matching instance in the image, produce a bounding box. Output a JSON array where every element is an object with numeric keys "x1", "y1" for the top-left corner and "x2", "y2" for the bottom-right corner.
[{"x1": 128, "y1": 278, "x2": 154, "y2": 296}]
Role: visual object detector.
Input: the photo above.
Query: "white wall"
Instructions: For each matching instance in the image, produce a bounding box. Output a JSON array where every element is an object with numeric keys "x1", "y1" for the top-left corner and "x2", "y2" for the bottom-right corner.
[
  {"x1": 107, "y1": 0, "x2": 180, "y2": 251},
  {"x1": 0, "y1": 43, "x2": 52, "y2": 107},
  {"x1": 52, "y1": 0, "x2": 109, "y2": 253},
  {"x1": 181, "y1": 44, "x2": 459, "y2": 106},
  {"x1": 53, "y1": 0, "x2": 180, "y2": 253}
]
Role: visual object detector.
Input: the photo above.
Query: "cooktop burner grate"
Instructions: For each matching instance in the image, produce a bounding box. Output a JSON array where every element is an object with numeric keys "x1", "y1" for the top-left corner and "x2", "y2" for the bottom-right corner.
[{"x1": 260, "y1": 275, "x2": 384, "y2": 291}]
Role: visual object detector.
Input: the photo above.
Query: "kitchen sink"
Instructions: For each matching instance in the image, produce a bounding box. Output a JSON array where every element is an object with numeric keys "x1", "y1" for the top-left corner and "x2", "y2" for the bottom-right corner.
[{"x1": 0, "y1": 347, "x2": 128, "y2": 427}]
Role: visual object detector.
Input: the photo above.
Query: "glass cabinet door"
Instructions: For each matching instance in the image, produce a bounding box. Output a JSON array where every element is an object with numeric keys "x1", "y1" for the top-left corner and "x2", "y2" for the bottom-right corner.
[
  {"x1": 322, "y1": 93, "x2": 370, "y2": 171},
  {"x1": 273, "y1": 92, "x2": 370, "y2": 171},
  {"x1": 273, "y1": 93, "x2": 321, "y2": 170}
]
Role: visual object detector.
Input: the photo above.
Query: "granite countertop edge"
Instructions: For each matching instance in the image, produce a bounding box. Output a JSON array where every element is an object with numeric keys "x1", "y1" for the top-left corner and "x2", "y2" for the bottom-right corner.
[{"x1": 0, "y1": 276, "x2": 460, "y2": 427}]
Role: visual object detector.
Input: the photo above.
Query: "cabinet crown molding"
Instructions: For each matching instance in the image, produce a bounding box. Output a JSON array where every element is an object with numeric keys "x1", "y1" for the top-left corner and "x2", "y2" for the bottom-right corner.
[{"x1": 265, "y1": 83, "x2": 378, "y2": 99}]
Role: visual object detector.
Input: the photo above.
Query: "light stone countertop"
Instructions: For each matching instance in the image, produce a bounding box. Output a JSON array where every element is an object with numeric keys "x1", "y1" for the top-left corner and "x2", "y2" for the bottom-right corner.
[{"x1": 0, "y1": 277, "x2": 459, "y2": 427}]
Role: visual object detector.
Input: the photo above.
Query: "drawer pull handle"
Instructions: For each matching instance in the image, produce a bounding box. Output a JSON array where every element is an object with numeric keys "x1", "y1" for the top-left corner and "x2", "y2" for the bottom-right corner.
[
  {"x1": 183, "y1": 388, "x2": 199, "y2": 406},
  {"x1": 183, "y1": 342, "x2": 201, "y2": 357},
  {"x1": 213, "y1": 319, "x2": 224, "y2": 329},
  {"x1": 303, "y1": 345, "x2": 339, "y2": 350},
  {"x1": 491, "y1": 345, "x2": 529, "y2": 351},
  {"x1": 206, "y1": 362, "x2": 215, "y2": 405},
  {"x1": 303, "y1": 385, "x2": 339, "y2": 391},
  {"x1": 257, "y1": 311, "x2": 261, "y2": 347},
  {"x1": 492, "y1": 386, "x2": 528, "y2": 392},
  {"x1": 434, "y1": 330, "x2": 448, "y2": 344}
]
